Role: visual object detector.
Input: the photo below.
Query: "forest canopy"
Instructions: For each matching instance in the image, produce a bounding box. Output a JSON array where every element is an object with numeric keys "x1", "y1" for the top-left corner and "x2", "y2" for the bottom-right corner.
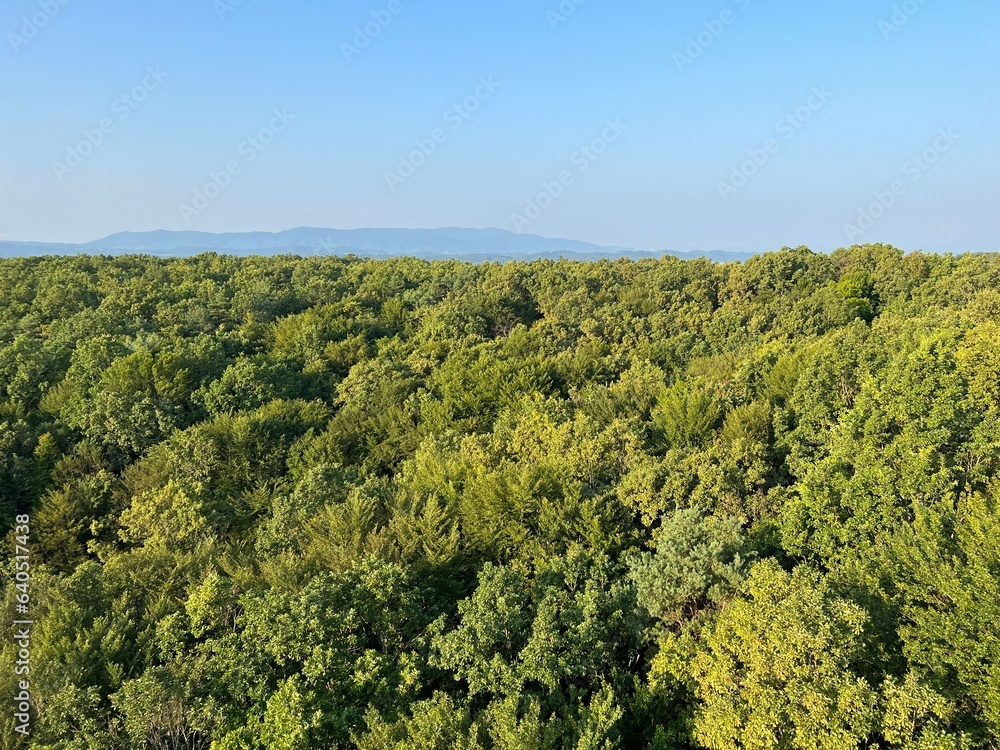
[{"x1": 3, "y1": 245, "x2": 1000, "y2": 749}]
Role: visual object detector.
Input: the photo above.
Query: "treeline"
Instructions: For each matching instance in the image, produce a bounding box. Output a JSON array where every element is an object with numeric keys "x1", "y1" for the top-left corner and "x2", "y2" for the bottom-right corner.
[{"x1": 1, "y1": 245, "x2": 999, "y2": 748}]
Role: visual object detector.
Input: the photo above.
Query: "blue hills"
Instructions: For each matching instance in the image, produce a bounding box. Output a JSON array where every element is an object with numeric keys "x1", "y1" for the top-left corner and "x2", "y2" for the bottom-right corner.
[{"x1": 0, "y1": 227, "x2": 756, "y2": 263}]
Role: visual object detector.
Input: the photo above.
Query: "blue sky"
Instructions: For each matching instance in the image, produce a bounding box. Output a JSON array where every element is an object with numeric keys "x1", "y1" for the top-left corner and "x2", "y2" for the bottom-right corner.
[{"x1": 1, "y1": 0, "x2": 997, "y2": 252}]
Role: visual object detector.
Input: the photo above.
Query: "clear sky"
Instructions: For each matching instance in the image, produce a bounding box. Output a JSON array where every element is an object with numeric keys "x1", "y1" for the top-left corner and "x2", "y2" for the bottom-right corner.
[{"x1": 1, "y1": 0, "x2": 997, "y2": 253}]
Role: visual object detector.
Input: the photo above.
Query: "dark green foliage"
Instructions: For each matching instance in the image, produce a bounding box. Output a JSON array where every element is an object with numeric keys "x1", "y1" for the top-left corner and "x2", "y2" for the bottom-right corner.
[{"x1": 2, "y1": 247, "x2": 1000, "y2": 748}]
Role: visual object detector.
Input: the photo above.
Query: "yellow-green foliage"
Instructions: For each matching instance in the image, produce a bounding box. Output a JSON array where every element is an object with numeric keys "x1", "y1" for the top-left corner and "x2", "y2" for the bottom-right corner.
[{"x1": 0, "y1": 246, "x2": 998, "y2": 748}]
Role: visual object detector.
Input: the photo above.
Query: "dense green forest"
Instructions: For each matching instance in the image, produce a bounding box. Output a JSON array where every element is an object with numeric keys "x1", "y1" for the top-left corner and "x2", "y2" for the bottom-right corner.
[{"x1": 2, "y1": 245, "x2": 1000, "y2": 749}]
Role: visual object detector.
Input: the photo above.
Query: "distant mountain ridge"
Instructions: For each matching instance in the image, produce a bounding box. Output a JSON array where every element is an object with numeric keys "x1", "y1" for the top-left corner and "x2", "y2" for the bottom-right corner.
[{"x1": 0, "y1": 227, "x2": 756, "y2": 263}]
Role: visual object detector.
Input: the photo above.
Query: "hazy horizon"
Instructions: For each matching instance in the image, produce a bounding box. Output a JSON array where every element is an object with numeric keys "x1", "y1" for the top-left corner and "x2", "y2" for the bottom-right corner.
[{"x1": 0, "y1": 224, "x2": 758, "y2": 256}]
